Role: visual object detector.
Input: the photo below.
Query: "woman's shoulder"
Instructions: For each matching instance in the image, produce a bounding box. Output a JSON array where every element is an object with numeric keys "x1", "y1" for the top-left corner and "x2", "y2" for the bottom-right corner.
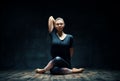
[
  {"x1": 66, "y1": 34, "x2": 73, "y2": 38},
  {"x1": 49, "y1": 28, "x2": 56, "y2": 35}
]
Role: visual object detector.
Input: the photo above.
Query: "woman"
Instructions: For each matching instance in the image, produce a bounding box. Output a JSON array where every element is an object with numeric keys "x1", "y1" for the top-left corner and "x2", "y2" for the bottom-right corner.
[{"x1": 35, "y1": 16, "x2": 84, "y2": 75}]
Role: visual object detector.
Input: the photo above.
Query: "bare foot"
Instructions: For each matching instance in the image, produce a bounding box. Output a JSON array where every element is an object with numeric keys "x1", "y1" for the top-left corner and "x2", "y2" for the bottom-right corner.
[
  {"x1": 35, "y1": 68, "x2": 45, "y2": 74},
  {"x1": 72, "y1": 68, "x2": 84, "y2": 73},
  {"x1": 72, "y1": 68, "x2": 77, "y2": 70}
]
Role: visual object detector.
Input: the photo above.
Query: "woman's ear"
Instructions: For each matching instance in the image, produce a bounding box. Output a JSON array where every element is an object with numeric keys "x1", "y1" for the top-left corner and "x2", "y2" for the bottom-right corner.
[{"x1": 64, "y1": 23, "x2": 65, "y2": 27}]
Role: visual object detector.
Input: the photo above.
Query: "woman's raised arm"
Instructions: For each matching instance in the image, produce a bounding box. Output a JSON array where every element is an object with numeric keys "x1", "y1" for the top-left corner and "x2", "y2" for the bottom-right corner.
[{"x1": 48, "y1": 16, "x2": 55, "y2": 33}]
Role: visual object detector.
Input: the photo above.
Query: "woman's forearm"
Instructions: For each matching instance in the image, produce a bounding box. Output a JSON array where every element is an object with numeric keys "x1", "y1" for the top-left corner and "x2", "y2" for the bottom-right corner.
[
  {"x1": 70, "y1": 48, "x2": 74, "y2": 57},
  {"x1": 48, "y1": 16, "x2": 55, "y2": 33}
]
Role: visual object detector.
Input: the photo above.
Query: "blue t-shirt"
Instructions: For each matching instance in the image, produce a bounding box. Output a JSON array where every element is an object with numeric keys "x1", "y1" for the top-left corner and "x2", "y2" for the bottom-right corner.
[{"x1": 49, "y1": 28, "x2": 74, "y2": 68}]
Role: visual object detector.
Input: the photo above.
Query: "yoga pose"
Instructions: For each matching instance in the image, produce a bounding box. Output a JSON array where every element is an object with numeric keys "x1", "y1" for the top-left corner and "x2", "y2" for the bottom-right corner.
[{"x1": 35, "y1": 16, "x2": 84, "y2": 75}]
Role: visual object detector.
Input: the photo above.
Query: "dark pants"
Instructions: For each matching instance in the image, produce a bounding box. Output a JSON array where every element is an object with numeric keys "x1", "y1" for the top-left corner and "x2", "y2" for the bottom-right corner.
[{"x1": 50, "y1": 56, "x2": 70, "y2": 75}]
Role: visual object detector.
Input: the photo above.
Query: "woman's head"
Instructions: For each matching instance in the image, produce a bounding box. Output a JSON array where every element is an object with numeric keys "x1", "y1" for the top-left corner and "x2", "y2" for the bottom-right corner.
[{"x1": 54, "y1": 17, "x2": 65, "y2": 32}]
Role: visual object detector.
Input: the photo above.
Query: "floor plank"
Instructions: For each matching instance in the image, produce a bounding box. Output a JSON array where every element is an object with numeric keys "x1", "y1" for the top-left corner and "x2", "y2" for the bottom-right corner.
[{"x1": 0, "y1": 69, "x2": 120, "y2": 81}]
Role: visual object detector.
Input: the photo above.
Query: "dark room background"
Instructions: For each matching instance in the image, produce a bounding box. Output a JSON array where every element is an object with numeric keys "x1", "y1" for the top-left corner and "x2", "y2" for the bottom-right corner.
[{"x1": 0, "y1": 0, "x2": 119, "y2": 70}]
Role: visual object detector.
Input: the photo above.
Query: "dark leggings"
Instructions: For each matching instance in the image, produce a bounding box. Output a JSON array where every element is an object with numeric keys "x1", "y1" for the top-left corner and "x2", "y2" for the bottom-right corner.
[{"x1": 50, "y1": 56, "x2": 70, "y2": 75}]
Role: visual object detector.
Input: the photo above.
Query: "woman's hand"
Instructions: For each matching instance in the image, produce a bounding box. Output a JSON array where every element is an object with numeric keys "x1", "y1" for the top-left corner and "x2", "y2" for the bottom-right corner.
[{"x1": 49, "y1": 16, "x2": 55, "y2": 21}]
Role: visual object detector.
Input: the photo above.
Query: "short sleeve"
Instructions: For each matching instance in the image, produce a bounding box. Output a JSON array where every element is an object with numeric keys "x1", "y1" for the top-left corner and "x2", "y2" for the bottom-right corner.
[
  {"x1": 49, "y1": 28, "x2": 56, "y2": 38},
  {"x1": 70, "y1": 35, "x2": 74, "y2": 48}
]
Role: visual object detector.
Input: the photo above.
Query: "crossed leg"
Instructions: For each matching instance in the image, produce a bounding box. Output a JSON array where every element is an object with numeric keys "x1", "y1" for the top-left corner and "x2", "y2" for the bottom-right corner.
[{"x1": 35, "y1": 56, "x2": 84, "y2": 74}]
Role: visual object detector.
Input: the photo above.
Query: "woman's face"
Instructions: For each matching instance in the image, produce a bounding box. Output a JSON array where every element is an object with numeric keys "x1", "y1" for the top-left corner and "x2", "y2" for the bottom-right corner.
[{"x1": 55, "y1": 20, "x2": 65, "y2": 32}]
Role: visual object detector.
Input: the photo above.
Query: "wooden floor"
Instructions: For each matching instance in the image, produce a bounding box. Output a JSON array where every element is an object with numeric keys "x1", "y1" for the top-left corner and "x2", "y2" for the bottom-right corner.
[{"x1": 0, "y1": 68, "x2": 120, "y2": 81}]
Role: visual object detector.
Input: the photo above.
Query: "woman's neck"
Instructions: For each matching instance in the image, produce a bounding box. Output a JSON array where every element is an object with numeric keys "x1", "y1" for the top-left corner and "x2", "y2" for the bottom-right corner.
[{"x1": 57, "y1": 31, "x2": 64, "y2": 37}]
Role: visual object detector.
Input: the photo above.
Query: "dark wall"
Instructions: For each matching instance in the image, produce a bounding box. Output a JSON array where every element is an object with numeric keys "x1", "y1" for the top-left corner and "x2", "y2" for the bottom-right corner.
[{"x1": 0, "y1": 1, "x2": 119, "y2": 70}]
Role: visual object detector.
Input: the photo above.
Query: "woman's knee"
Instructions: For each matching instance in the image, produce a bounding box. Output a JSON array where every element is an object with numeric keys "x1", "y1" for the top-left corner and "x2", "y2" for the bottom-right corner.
[
  {"x1": 50, "y1": 67, "x2": 64, "y2": 75},
  {"x1": 54, "y1": 56, "x2": 62, "y2": 61},
  {"x1": 53, "y1": 56, "x2": 69, "y2": 67},
  {"x1": 53, "y1": 56, "x2": 64, "y2": 64}
]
